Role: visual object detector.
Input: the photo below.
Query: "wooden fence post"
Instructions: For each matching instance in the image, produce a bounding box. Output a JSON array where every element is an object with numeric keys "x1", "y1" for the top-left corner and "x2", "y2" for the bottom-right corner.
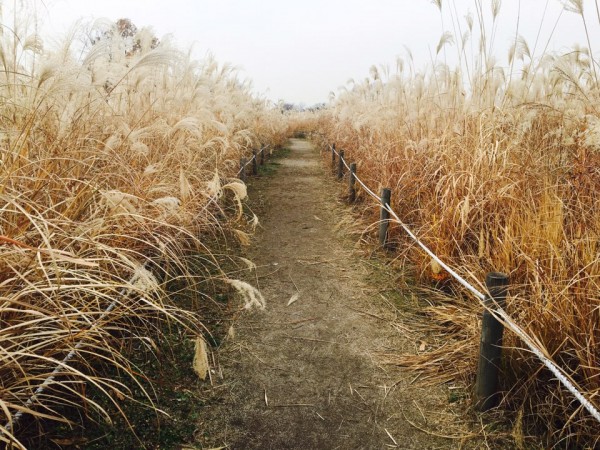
[
  {"x1": 252, "y1": 150, "x2": 258, "y2": 175},
  {"x1": 337, "y1": 150, "x2": 345, "y2": 180},
  {"x1": 349, "y1": 163, "x2": 357, "y2": 202},
  {"x1": 240, "y1": 158, "x2": 247, "y2": 182},
  {"x1": 475, "y1": 272, "x2": 509, "y2": 412},
  {"x1": 260, "y1": 146, "x2": 265, "y2": 165},
  {"x1": 331, "y1": 144, "x2": 336, "y2": 169},
  {"x1": 379, "y1": 188, "x2": 391, "y2": 247}
]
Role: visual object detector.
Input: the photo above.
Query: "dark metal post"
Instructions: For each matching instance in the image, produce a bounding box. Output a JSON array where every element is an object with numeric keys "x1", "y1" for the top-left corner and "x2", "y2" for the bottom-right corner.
[
  {"x1": 379, "y1": 188, "x2": 391, "y2": 247},
  {"x1": 349, "y1": 163, "x2": 357, "y2": 202},
  {"x1": 475, "y1": 272, "x2": 509, "y2": 412},
  {"x1": 337, "y1": 150, "x2": 345, "y2": 180},
  {"x1": 240, "y1": 158, "x2": 247, "y2": 182},
  {"x1": 252, "y1": 150, "x2": 258, "y2": 175}
]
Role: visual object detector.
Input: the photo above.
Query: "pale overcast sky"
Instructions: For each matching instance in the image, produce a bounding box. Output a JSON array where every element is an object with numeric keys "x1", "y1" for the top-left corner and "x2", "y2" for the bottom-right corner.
[{"x1": 36, "y1": 1, "x2": 600, "y2": 105}]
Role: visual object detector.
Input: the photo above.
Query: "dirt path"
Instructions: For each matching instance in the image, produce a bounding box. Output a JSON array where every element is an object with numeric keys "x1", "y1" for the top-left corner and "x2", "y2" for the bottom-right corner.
[{"x1": 197, "y1": 139, "x2": 454, "y2": 449}]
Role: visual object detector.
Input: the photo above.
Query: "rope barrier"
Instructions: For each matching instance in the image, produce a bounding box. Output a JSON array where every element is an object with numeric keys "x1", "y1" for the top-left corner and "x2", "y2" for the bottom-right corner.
[
  {"x1": 237, "y1": 145, "x2": 269, "y2": 176},
  {"x1": 236, "y1": 157, "x2": 253, "y2": 176},
  {"x1": 494, "y1": 308, "x2": 600, "y2": 422},
  {"x1": 329, "y1": 144, "x2": 600, "y2": 423}
]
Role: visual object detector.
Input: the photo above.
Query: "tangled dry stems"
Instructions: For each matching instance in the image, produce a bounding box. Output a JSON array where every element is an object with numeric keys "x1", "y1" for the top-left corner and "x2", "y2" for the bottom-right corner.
[
  {"x1": 295, "y1": 3, "x2": 600, "y2": 447},
  {"x1": 0, "y1": 10, "x2": 288, "y2": 448}
]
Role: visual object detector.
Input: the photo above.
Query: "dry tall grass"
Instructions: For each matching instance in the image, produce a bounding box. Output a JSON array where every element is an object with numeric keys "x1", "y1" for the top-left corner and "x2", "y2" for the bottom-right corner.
[
  {"x1": 0, "y1": 8, "x2": 287, "y2": 448},
  {"x1": 307, "y1": 2, "x2": 600, "y2": 447}
]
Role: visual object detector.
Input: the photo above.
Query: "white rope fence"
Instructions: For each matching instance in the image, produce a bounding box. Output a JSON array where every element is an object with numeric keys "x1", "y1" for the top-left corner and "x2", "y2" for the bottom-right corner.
[
  {"x1": 330, "y1": 144, "x2": 600, "y2": 423},
  {"x1": 237, "y1": 145, "x2": 270, "y2": 176}
]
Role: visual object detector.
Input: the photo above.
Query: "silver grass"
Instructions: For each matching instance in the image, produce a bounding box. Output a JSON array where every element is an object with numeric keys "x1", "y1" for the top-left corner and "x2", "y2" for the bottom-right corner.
[{"x1": 436, "y1": 31, "x2": 454, "y2": 55}]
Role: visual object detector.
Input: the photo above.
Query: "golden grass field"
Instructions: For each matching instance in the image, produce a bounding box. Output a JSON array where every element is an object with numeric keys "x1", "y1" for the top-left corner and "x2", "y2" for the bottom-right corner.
[
  {"x1": 0, "y1": 12, "x2": 287, "y2": 449},
  {"x1": 2, "y1": 0, "x2": 600, "y2": 448},
  {"x1": 298, "y1": 2, "x2": 600, "y2": 447}
]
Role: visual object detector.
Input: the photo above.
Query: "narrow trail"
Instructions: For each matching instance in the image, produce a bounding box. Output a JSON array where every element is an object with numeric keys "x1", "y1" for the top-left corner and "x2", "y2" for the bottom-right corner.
[{"x1": 198, "y1": 139, "x2": 454, "y2": 449}]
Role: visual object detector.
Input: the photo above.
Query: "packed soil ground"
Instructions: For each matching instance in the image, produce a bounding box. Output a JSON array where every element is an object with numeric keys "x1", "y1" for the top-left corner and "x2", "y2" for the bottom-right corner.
[{"x1": 194, "y1": 139, "x2": 481, "y2": 449}]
